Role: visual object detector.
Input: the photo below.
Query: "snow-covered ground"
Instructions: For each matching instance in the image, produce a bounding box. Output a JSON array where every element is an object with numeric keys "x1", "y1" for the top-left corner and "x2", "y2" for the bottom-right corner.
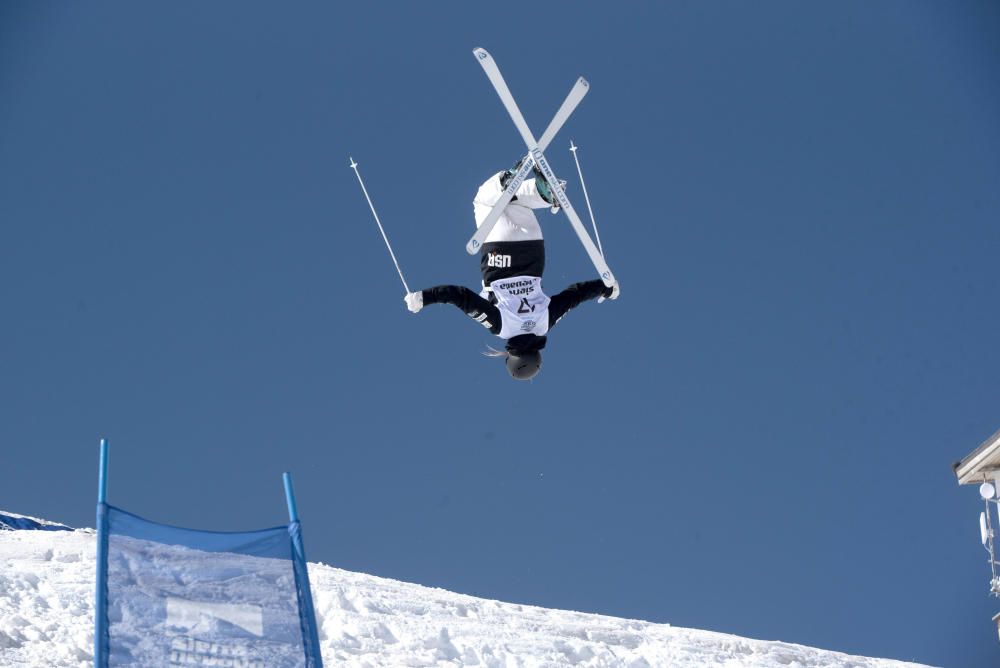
[{"x1": 0, "y1": 519, "x2": 934, "y2": 667}]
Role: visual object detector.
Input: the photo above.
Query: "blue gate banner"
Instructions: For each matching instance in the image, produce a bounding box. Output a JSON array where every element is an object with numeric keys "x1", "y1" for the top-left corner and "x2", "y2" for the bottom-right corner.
[{"x1": 95, "y1": 504, "x2": 323, "y2": 667}]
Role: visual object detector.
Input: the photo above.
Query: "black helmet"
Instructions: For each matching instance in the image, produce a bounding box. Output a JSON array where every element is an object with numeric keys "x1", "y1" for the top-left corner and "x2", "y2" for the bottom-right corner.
[{"x1": 506, "y1": 351, "x2": 542, "y2": 380}]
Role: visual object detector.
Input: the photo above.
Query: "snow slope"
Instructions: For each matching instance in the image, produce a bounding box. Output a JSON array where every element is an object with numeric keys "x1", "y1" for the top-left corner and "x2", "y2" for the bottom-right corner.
[{"x1": 0, "y1": 521, "x2": 934, "y2": 668}]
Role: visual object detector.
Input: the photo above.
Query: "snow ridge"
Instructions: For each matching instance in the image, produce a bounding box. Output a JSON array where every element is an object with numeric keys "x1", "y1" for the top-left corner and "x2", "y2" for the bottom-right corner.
[
  {"x1": 0, "y1": 511, "x2": 72, "y2": 532},
  {"x1": 0, "y1": 525, "x2": 934, "y2": 667}
]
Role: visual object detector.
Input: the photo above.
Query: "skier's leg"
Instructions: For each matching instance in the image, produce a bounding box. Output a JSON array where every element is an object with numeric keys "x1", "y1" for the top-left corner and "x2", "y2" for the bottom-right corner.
[
  {"x1": 472, "y1": 172, "x2": 543, "y2": 244},
  {"x1": 473, "y1": 172, "x2": 507, "y2": 230}
]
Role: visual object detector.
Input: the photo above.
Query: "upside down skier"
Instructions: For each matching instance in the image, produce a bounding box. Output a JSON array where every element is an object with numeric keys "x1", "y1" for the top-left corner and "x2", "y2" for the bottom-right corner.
[{"x1": 404, "y1": 162, "x2": 620, "y2": 381}]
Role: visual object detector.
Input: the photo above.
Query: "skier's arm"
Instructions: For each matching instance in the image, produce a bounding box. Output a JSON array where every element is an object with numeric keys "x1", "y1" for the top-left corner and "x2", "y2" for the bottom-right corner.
[
  {"x1": 548, "y1": 280, "x2": 614, "y2": 329},
  {"x1": 420, "y1": 285, "x2": 502, "y2": 335}
]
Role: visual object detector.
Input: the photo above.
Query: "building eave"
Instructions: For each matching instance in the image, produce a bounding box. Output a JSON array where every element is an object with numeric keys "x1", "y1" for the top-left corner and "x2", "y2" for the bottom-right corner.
[{"x1": 955, "y1": 426, "x2": 1000, "y2": 485}]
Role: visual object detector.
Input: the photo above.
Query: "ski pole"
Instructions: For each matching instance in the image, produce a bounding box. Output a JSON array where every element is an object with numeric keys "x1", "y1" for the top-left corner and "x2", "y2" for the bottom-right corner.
[
  {"x1": 349, "y1": 156, "x2": 411, "y2": 294},
  {"x1": 568, "y1": 140, "x2": 605, "y2": 258}
]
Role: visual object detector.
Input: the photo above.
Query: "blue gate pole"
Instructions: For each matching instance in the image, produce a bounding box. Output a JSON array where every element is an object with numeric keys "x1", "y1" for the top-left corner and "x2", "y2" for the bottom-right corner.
[
  {"x1": 283, "y1": 472, "x2": 299, "y2": 522},
  {"x1": 98, "y1": 438, "x2": 109, "y2": 504},
  {"x1": 283, "y1": 472, "x2": 323, "y2": 667},
  {"x1": 94, "y1": 439, "x2": 110, "y2": 667}
]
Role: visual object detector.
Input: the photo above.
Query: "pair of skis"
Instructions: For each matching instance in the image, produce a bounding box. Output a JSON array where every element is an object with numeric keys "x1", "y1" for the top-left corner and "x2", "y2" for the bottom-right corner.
[{"x1": 469, "y1": 48, "x2": 615, "y2": 288}]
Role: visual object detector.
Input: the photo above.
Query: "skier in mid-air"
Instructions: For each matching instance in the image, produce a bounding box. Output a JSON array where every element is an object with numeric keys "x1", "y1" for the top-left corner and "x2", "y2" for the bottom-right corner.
[{"x1": 404, "y1": 162, "x2": 619, "y2": 380}]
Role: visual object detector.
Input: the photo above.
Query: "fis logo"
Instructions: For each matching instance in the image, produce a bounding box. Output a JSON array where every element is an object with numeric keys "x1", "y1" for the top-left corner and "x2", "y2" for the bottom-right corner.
[{"x1": 487, "y1": 253, "x2": 511, "y2": 268}]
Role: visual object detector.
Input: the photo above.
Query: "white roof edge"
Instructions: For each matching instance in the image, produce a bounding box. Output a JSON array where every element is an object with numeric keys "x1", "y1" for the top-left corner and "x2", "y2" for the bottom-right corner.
[{"x1": 955, "y1": 426, "x2": 1000, "y2": 485}]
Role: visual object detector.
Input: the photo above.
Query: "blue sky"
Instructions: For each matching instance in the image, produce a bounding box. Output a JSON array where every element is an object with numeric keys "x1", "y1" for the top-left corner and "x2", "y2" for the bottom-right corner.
[{"x1": 2, "y1": 2, "x2": 999, "y2": 666}]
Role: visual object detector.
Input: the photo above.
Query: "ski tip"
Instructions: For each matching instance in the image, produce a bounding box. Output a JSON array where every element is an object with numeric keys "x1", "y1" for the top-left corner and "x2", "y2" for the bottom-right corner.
[
  {"x1": 578, "y1": 76, "x2": 589, "y2": 88},
  {"x1": 473, "y1": 47, "x2": 490, "y2": 61}
]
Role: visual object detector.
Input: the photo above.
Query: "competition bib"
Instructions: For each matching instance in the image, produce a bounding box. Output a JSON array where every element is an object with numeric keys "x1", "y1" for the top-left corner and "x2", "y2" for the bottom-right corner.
[{"x1": 490, "y1": 276, "x2": 550, "y2": 339}]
